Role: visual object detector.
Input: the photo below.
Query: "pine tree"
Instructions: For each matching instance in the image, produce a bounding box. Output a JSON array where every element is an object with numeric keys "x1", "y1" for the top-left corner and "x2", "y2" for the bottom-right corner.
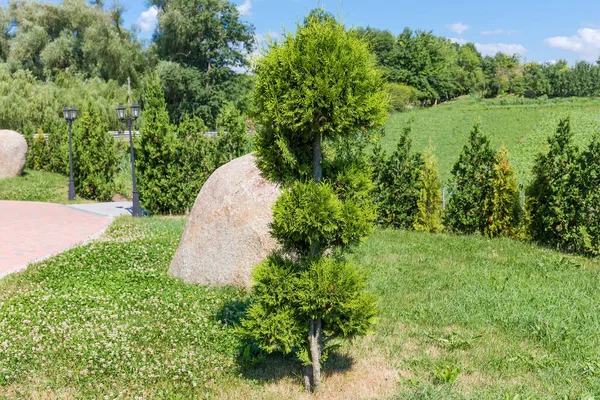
[
  {"x1": 526, "y1": 118, "x2": 583, "y2": 252},
  {"x1": 445, "y1": 122, "x2": 496, "y2": 234},
  {"x1": 576, "y1": 133, "x2": 600, "y2": 255},
  {"x1": 483, "y1": 146, "x2": 522, "y2": 238},
  {"x1": 136, "y1": 75, "x2": 178, "y2": 214},
  {"x1": 414, "y1": 144, "x2": 444, "y2": 233},
  {"x1": 372, "y1": 125, "x2": 424, "y2": 229}
]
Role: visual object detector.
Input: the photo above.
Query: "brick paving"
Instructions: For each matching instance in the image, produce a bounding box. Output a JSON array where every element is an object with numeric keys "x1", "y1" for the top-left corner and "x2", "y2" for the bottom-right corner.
[{"x1": 0, "y1": 201, "x2": 111, "y2": 278}]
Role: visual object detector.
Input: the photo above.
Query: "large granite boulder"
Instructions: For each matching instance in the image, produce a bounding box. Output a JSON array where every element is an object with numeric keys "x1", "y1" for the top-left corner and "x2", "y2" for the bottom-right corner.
[
  {"x1": 0, "y1": 130, "x2": 27, "y2": 179},
  {"x1": 169, "y1": 153, "x2": 280, "y2": 287}
]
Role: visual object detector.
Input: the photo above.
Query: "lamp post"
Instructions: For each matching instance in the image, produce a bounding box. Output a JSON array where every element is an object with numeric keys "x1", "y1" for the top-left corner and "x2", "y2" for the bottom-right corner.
[
  {"x1": 117, "y1": 103, "x2": 142, "y2": 217},
  {"x1": 63, "y1": 106, "x2": 78, "y2": 201}
]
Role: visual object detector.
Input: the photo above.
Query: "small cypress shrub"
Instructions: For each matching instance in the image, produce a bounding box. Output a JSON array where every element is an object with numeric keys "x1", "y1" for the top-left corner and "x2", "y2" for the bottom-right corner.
[
  {"x1": 31, "y1": 128, "x2": 51, "y2": 171},
  {"x1": 45, "y1": 120, "x2": 68, "y2": 175},
  {"x1": 445, "y1": 122, "x2": 496, "y2": 234},
  {"x1": 72, "y1": 107, "x2": 117, "y2": 201},
  {"x1": 372, "y1": 125, "x2": 424, "y2": 229},
  {"x1": 414, "y1": 144, "x2": 444, "y2": 233},
  {"x1": 136, "y1": 76, "x2": 178, "y2": 214},
  {"x1": 483, "y1": 146, "x2": 522, "y2": 238},
  {"x1": 526, "y1": 118, "x2": 583, "y2": 252},
  {"x1": 578, "y1": 134, "x2": 600, "y2": 256}
]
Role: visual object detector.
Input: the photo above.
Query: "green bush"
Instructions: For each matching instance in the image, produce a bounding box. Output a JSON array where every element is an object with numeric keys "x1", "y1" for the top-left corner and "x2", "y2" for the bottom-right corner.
[
  {"x1": 215, "y1": 105, "x2": 251, "y2": 164},
  {"x1": 579, "y1": 134, "x2": 600, "y2": 256},
  {"x1": 483, "y1": 146, "x2": 522, "y2": 238},
  {"x1": 136, "y1": 76, "x2": 179, "y2": 214},
  {"x1": 445, "y1": 122, "x2": 496, "y2": 234},
  {"x1": 414, "y1": 144, "x2": 444, "y2": 233},
  {"x1": 372, "y1": 125, "x2": 424, "y2": 229},
  {"x1": 387, "y1": 83, "x2": 419, "y2": 112},
  {"x1": 31, "y1": 128, "x2": 51, "y2": 171},
  {"x1": 245, "y1": 10, "x2": 387, "y2": 392},
  {"x1": 526, "y1": 118, "x2": 587, "y2": 254},
  {"x1": 72, "y1": 107, "x2": 117, "y2": 201}
]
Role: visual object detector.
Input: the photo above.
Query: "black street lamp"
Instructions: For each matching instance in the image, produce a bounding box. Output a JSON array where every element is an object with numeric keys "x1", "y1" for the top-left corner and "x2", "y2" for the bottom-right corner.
[
  {"x1": 63, "y1": 106, "x2": 78, "y2": 201},
  {"x1": 117, "y1": 103, "x2": 142, "y2": 217}
]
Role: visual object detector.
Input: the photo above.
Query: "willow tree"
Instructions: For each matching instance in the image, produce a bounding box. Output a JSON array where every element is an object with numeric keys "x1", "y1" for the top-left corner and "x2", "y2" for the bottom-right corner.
[{"x1": 242, "y1": 10, "x2": 388, "y2": 393}]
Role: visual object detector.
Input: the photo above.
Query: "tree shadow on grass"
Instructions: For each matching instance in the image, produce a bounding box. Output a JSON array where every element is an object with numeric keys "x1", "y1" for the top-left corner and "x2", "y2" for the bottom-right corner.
[{"x1": 216, "y1": 297, "x2": 354, "y2": 386}]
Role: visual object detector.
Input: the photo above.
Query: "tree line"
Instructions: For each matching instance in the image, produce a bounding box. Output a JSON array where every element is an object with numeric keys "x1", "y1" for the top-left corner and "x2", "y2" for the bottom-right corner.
[{"x1": 357, "y1": 27, "x2": 600, "y2": 107}]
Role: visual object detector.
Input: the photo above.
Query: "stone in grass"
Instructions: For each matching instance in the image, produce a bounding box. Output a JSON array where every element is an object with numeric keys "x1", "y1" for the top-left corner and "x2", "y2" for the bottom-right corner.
[
  {"x1": 0, "y1": 130, "x2": 28, "y2": 179},
  {"x1": 169, "y1": 153, "x2": 280, "y2": 287}
]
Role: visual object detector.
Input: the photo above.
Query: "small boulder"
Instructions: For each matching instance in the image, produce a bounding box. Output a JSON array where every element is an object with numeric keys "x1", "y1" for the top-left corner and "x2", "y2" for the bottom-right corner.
[
  {"x1": 0, "y1": 130, "x2": 28, "y2": 179},
  {"x1": 169, "y1": 153, "x2": 280, "y2": 287}
]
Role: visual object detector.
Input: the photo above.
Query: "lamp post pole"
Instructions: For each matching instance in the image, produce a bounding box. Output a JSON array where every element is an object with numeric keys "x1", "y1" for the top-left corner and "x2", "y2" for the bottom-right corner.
[
  {"x1": 63, "y1": 106, "x2": 78, "y2": 201},
  {"x1": 117, "y1": 103, "x2": 142, "y2": 217}
]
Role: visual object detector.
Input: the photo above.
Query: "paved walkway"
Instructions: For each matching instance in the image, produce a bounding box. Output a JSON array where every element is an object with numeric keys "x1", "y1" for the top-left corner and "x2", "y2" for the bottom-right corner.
[
  {"x1": 67, "y1": 201, "x2": 133, "y2": 217},
  {"x1": 0, "y1": 201, "x2": 113, "y2": 279}
]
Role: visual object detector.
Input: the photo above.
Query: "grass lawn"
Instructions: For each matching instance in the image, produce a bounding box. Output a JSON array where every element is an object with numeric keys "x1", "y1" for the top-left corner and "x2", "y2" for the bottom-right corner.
[
  {"x1": 0, "y1": 169, "x2": 96, "y2": 204},
  {"x1": 383, "y1": 96, "x2": 600, "y2": 184},
  {"x1": 1, "y1": 217, "x2": 600, "y2": 398}
]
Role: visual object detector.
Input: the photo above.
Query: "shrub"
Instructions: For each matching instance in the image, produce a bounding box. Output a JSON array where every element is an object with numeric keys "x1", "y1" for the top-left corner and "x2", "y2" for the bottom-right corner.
[
  {"x1": 579, "y1": 134, "x2": 600, "y2": 256},
  {"x1": 444, "y1": 122, "x2": 496, "y2": 234},
  {"x1": 372, "y1": 125, "x2": 424, "y2": 229},
  {"x1": 483, "y1": 146, "x2": 522, "y2": 238},
  {"x1": 245, "y1": 10, "x2": 387, "y2": 392},
  {"x1": 526, "y1": 118, "x2": 583, "y2": 253},
  {"x1": 414, "y1": 144, "x2": 444, "y2": 233},
  {"x1": 387, "y1": 83, "x2": 418, "y2": 112},
  {"x1": 45, "y1": 119, "x2": 69, "y2": 175},
  {"x1": 31, "y1": 128, "x2": 51, "y2": 171},
  {"x1": 72, "y1": 107, "x2": 117, "y2": 201},
  {"x1": 136, "y1": 76, "x2": 178, "y2": 214}
]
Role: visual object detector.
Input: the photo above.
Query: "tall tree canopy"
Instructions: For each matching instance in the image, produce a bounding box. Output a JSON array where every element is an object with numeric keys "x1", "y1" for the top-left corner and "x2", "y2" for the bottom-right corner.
[{"x1": 3, "y1": 0, "x2": 147, "y2": 84}]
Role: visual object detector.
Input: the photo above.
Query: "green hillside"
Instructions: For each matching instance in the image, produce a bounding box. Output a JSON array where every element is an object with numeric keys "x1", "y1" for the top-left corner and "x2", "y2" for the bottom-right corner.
[{"x1": 383, "y1": 97, "x2": 600, "y2": 184}]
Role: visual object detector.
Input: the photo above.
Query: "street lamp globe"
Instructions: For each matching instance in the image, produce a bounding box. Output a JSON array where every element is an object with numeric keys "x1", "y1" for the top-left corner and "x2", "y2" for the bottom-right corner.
[
  {"x1": 63, "y1": 106, "x2": 71, "y2": 121},
  {"x1": 70, "y1": 106, "x2": 78, "y2": 121},
  {"x1": 131, "y1": 102, "x2": 140, "y2": 120},
  {"x1": 116, "y1": 104, "x2": 126, "y2": 121}
]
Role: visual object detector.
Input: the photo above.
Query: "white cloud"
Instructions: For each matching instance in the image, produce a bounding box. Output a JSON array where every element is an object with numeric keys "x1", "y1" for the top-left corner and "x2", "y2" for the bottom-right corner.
[
  {"x1": 237, "y1": 0, "x2": 252, "y2": 17},
  {"x1": 137, "y1": 6, "x2": 159, "y2": 33},
  {"x1": 481, "y1": 29, "x2": 518, "y2": 36},
  {"x1": 450, "y1": 38, "x2": 527, "y2": 56},
  {"x1": 546, "y1": 59, "x2": 558, "y2": 65},
  {"x1": 446, "y1": 23, "x2": 469, "y2": 35},
  {"x1": 545, "y1": 28, "x2": 600, "y2": 62},
  {"x1": 476, "y1": 43, "x2": 527, "y2": 57}
]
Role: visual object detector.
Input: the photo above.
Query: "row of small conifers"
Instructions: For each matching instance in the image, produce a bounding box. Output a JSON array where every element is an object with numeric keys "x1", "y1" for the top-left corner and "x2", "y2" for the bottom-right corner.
[{"x1": 371, "y1": 117, "x2": 600, "y2": 257}]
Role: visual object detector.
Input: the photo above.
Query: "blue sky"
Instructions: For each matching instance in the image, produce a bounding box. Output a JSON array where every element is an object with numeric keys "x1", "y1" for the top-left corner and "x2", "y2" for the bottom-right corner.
[{"x1": 5, "y1": 0, "x2": 600, "y2": 64}]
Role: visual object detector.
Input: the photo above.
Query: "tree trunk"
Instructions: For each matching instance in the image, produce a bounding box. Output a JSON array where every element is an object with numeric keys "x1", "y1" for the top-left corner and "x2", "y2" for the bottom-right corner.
[
  {"x1": 309, "y1": 318, "x2": 323, "y2": 392},
  {"x1": 312, "y1": 132, "x2": 322, "y2": 183}
]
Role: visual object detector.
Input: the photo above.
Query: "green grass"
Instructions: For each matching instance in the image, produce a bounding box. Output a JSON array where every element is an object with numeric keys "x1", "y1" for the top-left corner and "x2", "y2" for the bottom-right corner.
[
  {"x1": 384, "y1": 96, "x2": 600, "y2": 184},
  {"x1": 352, "y1": 230, "x2": 600, "y2": 398},
  {"x1": 0, "y1": 169, "x2": 96, "y2": 204},
  {"x1": 2, "y1": 218, "x2": 600, "y2": 398}
]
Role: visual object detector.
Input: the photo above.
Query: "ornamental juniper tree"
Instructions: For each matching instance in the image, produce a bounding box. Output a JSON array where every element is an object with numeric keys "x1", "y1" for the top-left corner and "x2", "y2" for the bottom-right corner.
[
  {"x1": 242, "y1": 10, "x2": 388, "y2": 393},
  {"x1": 414, "y1": 143, "x2": 444, "y2": 233}
]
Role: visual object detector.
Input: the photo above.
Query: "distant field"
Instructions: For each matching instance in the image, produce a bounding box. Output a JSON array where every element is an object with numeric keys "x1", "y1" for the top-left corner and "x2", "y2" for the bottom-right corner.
[{"x1": 383, "y1": 97, "x2": 600, "y2": 184}]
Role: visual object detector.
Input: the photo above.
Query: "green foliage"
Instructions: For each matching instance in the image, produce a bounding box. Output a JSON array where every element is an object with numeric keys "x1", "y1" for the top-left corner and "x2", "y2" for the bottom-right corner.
[
  {"x1": 483, "y1": 146, "x2": 522, "y2": 238},
  {"x1": 414, "y1": 144, "x2": 444, "y2": 233},
  {"x1": 72, "y1": 107, "x2": 117, "y2": 201},
  {"x1": 372, "y1": 125, "x2": 424, "y2": 229},
  {"x1": 526, "y1": 118, "x2": 585, "y2": 254},
  {"x1": 253, "y1": 12, "x2": 389, "y2": 183},
  {"x1": 270, "y1": 181, "x2": 374, "y2": 256},
  {"x1": 579, "y1": 134, "x2": 600, "y2": 256},
  {"x1": 136, "y1": 76, "x2": 179, "y2": 214},
  {"x1": 45, "y1": 120, "x2": 69, "y2": 175},
  {"x1": 30, "y1": 129, "x2": 51, "y2": 171},
  {"x1": 386, "y1": 82, "x2": 418, "y2": 112},
  {"x1": 246, "y1": 11, "x2": 383, "y2": 392},
  {"x1": 445, "y1": 122, "x2": 496, "y2": 234},
  {"x1": 3, "y1": 0, "x2": 147, "y2": 84},
  {"x1": 151, "y1": 0, "x2": 255, "y2": 125},
  {"x1": 215, "y1": 104, "x2": 251, "y2": 163},
  {"x1": 241, "y1": 254, "x2": 376, "y2": 364}
]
